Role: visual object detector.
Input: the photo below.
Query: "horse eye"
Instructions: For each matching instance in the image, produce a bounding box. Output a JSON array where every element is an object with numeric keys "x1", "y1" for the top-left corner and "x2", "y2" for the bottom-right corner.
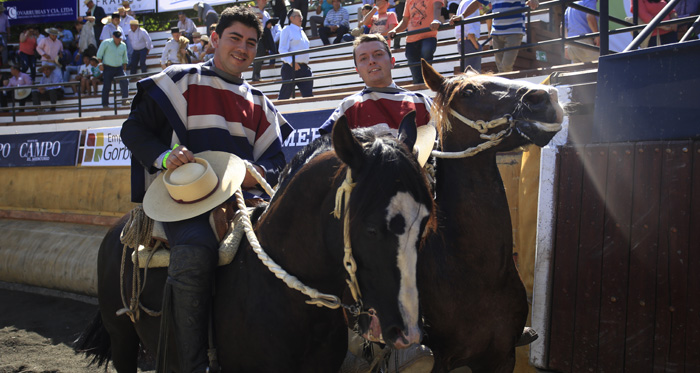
[{"x1": 461, "y1": 89, "x2": 474, "y2": 98}]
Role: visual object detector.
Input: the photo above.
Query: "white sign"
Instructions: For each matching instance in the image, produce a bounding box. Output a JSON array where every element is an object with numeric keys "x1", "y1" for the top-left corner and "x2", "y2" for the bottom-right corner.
[
  {"x1": 82, "y1": 127, "x2": 132, "y2": 166},
  {"x1": 79, "y1": 0, "x2": 157, "y2": 17},
  {"x1": 158, "y1": 0, "x2": 245, "y2": 14}
]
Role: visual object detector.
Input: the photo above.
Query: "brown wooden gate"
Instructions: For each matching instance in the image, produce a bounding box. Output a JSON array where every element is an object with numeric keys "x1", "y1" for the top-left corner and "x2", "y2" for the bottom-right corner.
[{"x1": 547, "y1": 141, "x2": 700, "y2": 372}]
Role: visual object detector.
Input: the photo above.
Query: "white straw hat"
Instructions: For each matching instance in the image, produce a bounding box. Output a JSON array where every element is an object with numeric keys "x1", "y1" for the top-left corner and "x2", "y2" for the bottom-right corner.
[
  {"x1": 415, "y1": 124, "x2": 436, "y2": 167},
  {"x1": 143, "y1": 151, "x2": 246, "y2": 222}
]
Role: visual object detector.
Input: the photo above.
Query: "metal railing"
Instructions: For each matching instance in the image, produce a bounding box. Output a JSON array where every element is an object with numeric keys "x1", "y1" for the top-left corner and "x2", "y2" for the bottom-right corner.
[{"x1": 3, "y1": 0, "x2": 697, "y2": 123}]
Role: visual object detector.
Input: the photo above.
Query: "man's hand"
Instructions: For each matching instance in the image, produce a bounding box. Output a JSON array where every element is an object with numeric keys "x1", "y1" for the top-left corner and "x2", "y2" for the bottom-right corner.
[
  {"x1": 430, "y1": 20, "x2": 441, "y2": 31},
  {"x1": 449, "y1": 14, "x2": 462, "y2": 26},
  {"x1": 165, "y1": 145, "x2": 195, "y2": 170},
  {"x1": 242, "y1": 164, "x2": 265, "y2": 188},
  {"x1": 387, "y1": 28, "x2": 397, "y2": 38},
  {"x1": 330, "y1": 25, "x2": 339, "y2": 32},
  {"x1": 294, "y1": 62, "x2": 301, "y2": 71}
]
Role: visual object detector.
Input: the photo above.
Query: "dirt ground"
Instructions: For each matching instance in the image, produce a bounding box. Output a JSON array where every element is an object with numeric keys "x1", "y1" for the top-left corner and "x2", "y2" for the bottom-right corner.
[{"x1": 0, "y1": 287, "x2": 110, "y2": 373}]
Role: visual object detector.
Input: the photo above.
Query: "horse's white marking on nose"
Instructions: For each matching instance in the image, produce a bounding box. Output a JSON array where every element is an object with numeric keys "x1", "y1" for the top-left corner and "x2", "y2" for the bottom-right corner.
[{"x1": 386, "y1": 191, "x2": 429, "y2": 339}]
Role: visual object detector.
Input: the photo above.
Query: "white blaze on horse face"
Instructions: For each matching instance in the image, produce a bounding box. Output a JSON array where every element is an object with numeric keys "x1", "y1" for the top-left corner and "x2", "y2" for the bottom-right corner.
[{"x1": 386, "y1": 191, "x2": 429, "y2": 342}]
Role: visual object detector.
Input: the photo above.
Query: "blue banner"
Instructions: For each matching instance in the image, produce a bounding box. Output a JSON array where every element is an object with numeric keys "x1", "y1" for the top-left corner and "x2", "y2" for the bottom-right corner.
[
  {"x1": 0, "y1": 131, "x2": 80, "y2": 167},
  {"x1": 5, "y1": 0, "x2": 78, "y2": 26},
  {"x1": 280, "y1": 109, "x2": 333, "y2": 161}
]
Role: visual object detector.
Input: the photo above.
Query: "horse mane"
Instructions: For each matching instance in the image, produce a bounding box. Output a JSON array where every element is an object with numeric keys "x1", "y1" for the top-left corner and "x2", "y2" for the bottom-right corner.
[
  {"x1": 276, "y1": 133, "x2": 332, "y2": 193},
  {"x1": 430, "y1": 74, "x2": 486, "y2": 141}
]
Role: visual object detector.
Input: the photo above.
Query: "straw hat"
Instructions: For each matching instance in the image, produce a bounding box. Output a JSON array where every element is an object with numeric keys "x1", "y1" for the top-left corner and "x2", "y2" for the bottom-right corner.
[
  {"x1": 14, "y1": 87, "x2": 31, "y2": 100},
  {"x1": 122, "y1": 0, "x2": 132, "y2": 10},
  {"x1": 83, "y1": 0, "x2": 92, "y2": 5},
  {"x1": 415, "y1": 125, "x2": 436, "y2": 167},
  {"x1": 142, "y1": 151, "x2": 246, "y2": 222},
  {"x1": 130, "y1": 19, "x2": 139, "y2": 26},
  {"x1": 192, "y1": 31, "x2": 202, "y2": 38},
  {"x1": 39, "y1": 63, "x2": 58, "y2": 73},
  {"x1": 101, "y1": 16, "x2": 112, "y2": 25},
  {"x1": 45, "y1": 27, "x2": 60, "y2": 36}
]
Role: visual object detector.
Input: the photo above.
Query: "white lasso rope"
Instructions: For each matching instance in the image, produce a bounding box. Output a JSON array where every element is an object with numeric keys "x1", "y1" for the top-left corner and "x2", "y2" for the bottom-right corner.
[
  {"x1": 243, "y1": 161, "x2": 275, "y2": 196},
  {"x1": 234, "y1": 188, "x2": 343, "y2": 309},
  {"x1": 431, "y1": 111, "x2": 514, "y2": 159}
]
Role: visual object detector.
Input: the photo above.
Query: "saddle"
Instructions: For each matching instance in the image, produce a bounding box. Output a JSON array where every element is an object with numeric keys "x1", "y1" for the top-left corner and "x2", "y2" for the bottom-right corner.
[{"x1": 127, "y1": 200, "x2": 265, "y2": 269}]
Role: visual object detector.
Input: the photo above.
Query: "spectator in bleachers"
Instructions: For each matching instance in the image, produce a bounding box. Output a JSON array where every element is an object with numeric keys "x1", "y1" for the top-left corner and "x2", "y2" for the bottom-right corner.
[
  {"x1": 563, "y1": 0, "x2": 598, "y2": 63},
  {"x1": 118, "y1": 7, "x2": 135, "y2": 60},
  {"x1": 19, "y1": 26, "x2": 39, "y2": 81},
  {"x1": 37, "y1": 28, "x2": 64, "y2": 67},
  {"x1": 278, "y1": 9, "x2": 313, "y2": 99},
  {"x1": 320, "y1": 0, "x2": 350, "y2": 45},
  {"x1": 84, "y1": 0, "x2": 106, "y2": 47},
  {"x1": 252, "y1": 0, "x2": 272, "y2": 81},
  {"x1": 96, "y1": 30, "x2": 128, "y2": 108},
  {"x1": 79, "y1": 17, "x2": 98, "y2": 57},
  {"x1": 127, "y1": 20, "x2": 153, "y2": 74},
  {"x1": 319, "y1": 34, "x2": 432, "y2": 134},
  {"x1": 392, "y1": 0, "x2": 405, "y2": 48},
  {"x1": 446, "y1": 0, "x2": 460, "y2": 17},
  {"x1": 63, "y1": 50, "x2": 83, "y2": 85},
  {"x1": 89, "y1": 56, "x2": 102, "y2": 94},
  {"x1": 291, "y1": 0, "x2": 309, "y2": 30},
  {"x1": 100, "y1": 13, "x2": 125, "y2": 42},
  {"x1": 353, "y1": 4, "x2": 372, "y2": 36},
  {"x1": 456, "y1": 0, "x2": 539, "y2": 72},
  {"x1": 387, "y1": 0, "x2": 442, "y2": 83},
  {"x1": 0, "y1": 4, "x2": 9, "y2": 66},
  {"x1": 178, "y1": 11, "x2": 198, "y2": 41},
  {"x1": 57, "y1": 25, "x2": 75, "y2": 52},
  {"x1": 631, "y1": 0, "x2": 678, "y2": 47},
  {"x1": 271, "y1": 0, "x2": 288, "y2": 27},
  {"x1": 310, "y1": 0, "x2": 334, "y2": 38},
  {"x1": 202, "y1": 35, "x2": 215, "y2": 61},
  {"x1": 362, "y1": 0, "x2": 399, "y2": 40},
  {"x1": 189, "y1": 32, "x2": 204, "y2": 63},
  {"x1": 77, "y1": 55, "x2": 94, "y2": 95},
  {"x1": 177, "y1": 36, "x2": 191, "y2": 64},
  {"x1": 161, "y1": 28, "x2": 188, "y2": 68},
  {"x1": 1, "y1": 65, "x2": 32, "y2": 110},
  {"x1": 122, "y1": 1, "x2": 136, "y2": 17},
  {"x1": 32, "y1": 63, "x2": 64, "y2": 112},
  {"x1": 194, "y1": 2, "x2": 219, "y2": 36},
  {"x1": 450, "y1": 0, "x2": 482, "y2": 72}
]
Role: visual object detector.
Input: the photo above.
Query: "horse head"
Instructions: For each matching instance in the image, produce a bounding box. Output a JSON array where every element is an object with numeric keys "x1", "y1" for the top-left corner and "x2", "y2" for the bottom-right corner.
[
  {"x1": 332, "y1": 114, "x2": 435, "y2": 349},
  {"x1": 421, "y1": 60, "x2": 564, "y2": 154}
]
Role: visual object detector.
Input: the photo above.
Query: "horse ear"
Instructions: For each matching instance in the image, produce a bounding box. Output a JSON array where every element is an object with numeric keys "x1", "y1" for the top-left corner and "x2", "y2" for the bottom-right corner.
[
  {"x1": 464, "y1": 65, "x2": 479, "y2": 76},
  {"x1": 421, "y1": 59, "x2": 444, "y2": 93},
  {"x1": 332, "y1": 115, "x2": 364, "y2": 170},
  {"x1": 397, "y1": 111, "x2": 417, "y2": 152}
]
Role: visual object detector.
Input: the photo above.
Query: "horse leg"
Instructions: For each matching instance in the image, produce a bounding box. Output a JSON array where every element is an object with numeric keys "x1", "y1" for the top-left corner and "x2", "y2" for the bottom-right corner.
[{"x1": 103, "y1": 318, "x2": 141, "y2": 373}]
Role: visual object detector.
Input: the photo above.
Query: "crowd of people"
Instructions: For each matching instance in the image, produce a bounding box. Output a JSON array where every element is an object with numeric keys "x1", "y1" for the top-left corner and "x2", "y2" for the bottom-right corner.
[{"x1": 2, "y1": 0, "x2": 697, "y2": 111}]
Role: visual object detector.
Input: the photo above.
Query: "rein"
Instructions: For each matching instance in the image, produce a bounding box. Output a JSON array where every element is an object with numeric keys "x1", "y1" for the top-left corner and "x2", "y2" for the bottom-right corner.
[{"x1": 430, "y1": 109, "x2": 514, "y2": 159}]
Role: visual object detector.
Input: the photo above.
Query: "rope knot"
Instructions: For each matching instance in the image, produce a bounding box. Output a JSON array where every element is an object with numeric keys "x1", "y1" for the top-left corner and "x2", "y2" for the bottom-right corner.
[{"x1": 333, "y1": 168, "x2": 355, "y2": 219}]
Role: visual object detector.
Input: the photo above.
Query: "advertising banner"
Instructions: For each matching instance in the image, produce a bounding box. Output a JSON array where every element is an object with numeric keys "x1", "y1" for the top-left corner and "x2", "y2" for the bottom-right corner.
[
  {"x1": 5, "y1": 0, "x2": 78, "y2": 26},
  {"x1": 279, "y1": 109, "x2": 332, "y2": 161},
  {"x1": 78, "y1": 0, "x2": 157, "y2": 17},
  {"x1": 82, "y1": 127, "x2": 131, "y2": 166},
  {"x1": 0, "y1": 131, "x2": 80, "y2": 167},
  {"x1": 157, "y1": 0, "x2": 245, "y2": 14}
]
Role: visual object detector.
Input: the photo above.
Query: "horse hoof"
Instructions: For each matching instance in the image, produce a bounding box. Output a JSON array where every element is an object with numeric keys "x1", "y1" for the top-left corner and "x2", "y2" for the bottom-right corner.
[
  {"x1": 515, "y1": 326, "x2": 539, "y2": 347},
  {"x1": 389, "y1": 344, "x2": 434, "y2": 373}
]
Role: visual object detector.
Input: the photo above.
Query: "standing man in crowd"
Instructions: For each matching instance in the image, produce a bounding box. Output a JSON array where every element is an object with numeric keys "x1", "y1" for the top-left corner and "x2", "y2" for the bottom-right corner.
[
  {"x1": 100, "y1": 13, "x2": 124, "y2": 42},
  {"x1": 320, "y1": 0, "x2": 350, "y2": 45},
  {"x1": 454, "y1": 0, "x2": 539, "y2": 72},
  {"x1": 387, "y1": 0, "x2": 442, "y2": 84},
  {"x1": 96, "y1": 30, "x2": 128, "y2": 108},
  {"x1": 251, "y1": 0, "x2": 272, "y2": 81},
  {"x1": 319, "y1": 34, "x2": 432, "y2": 134},
  {"x1": 37, "y1": 28, "x2": 64, "y2": 66},
  {"x1": 194, "y1": 2, "x2": 220, "y2": 36},
  {"x1": 32, "y1": 64, "x2": 65, "y2": 112},
  {"x1": 278, "y1": 8, "x2": 313, "y2": 99},
  {"x1": 161, "y1": 28, "x2": 188, "y2": 68},
  {"x1": 450, "y1": 0, "x2": 483, "y2": 72},
  {"x1": 564, "y1": 0, "x2": 598, "y2": 63},
  {"x1": 178, "y1": 11, "x2": 198, "y2": 41},
  {"x1": 118, "y1": 6, "x2": 135, "y2": 61},
  {"x1": 121, "y1": 7, "x2": 291, "y2": 371},
  {"x1": 84, "y1": 0, "x2": 106, "y2": 47},
  {"x1": 127, "y1": 20, "x2": 153, "y2": 75}
]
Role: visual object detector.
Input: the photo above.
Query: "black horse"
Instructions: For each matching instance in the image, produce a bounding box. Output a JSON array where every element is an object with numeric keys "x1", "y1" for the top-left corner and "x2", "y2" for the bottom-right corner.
[
  {"x1": 76, "y1": 115, "x2": 436, "y2": 372},
  {"x1": 418, "y1": 62, "x2": 564, "y2": 372}
]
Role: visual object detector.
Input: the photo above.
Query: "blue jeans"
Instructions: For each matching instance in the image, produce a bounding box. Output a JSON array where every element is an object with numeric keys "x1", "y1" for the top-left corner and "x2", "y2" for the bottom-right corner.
[
  {"x1": 101, "y1": 65, "x2": 129, "y2": 107},
  {"x1": 405, "y1": 37, "x2": 437, "y2": 84},
  {"x1": 19, "y1": 52, "x2": 37, "y2": 81},
  {"x1": 63, "y1": 65, "x2": 80, "y2": 83},
  {"x1": 458, "y1": 39, "x2": 482, "y2": 73},
  {"x1": 129, "y1": 48, "x2": 149, "y2": 74},
  {"x1": 278, "y1": 63, "x2": 313, "y2": 100}
]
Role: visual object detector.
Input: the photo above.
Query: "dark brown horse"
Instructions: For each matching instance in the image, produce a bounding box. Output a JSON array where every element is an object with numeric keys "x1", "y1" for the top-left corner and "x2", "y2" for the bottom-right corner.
[
  {"x1": 76, "y1": 115, "x2": 436, "y2": 372},
  {"x1": 418, "y1": 61, "x2": 564, "y2": 372}
]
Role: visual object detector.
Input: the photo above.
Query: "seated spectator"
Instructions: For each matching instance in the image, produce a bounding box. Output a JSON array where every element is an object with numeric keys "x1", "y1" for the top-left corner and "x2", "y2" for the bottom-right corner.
[
  {"x1": 189, "y1": 32, "x2": 204, "y2": 63},
  {"x1": 178, "y1": 11, "x2": 198, "y2": 41},
  {"x1": 32, "y1": 63, "x2": 65, "y2": 112},
  {"x1": 62, "y1": 50, "x2": 83, "y2": 94},
  {"x1": 278, "y1": 9, "x2": 313, "y2": 99},
  {"x1": 361, "y1": 0, "x2": 398, "y2": 40},
  {"x1": 19, "y1": 26, "x2": 39, "y2": 81},
  {"x1": 77, "y1": 55, "x2": 94, "y2": 95},
  {"x1": 161, "y1": 27, "x2": 187, "y2": 68},
  {"x1": 563, "y1": 0, "x2": 599, "y2": 63},
  {"x1": 320, "y1": 0, "x2": 350, "y2": 45},
  {"x1": 1, "y1": 65, "x2": 32, "y2": 110},
  {"x1": 310, "y1": 0, "x2": 334, "y2": 38},
  {"x1": 177, "y1": 35, "x2": 191, "y2": 64},
  {"x1": 450, "y1": 0, "x2": 483, "y2": 72},
  {"x1": 37, "y1": 27, "x2": 64, "y2": 66},
  {"x1": 352, "y1": 4, "x2": 373, "y2": 36},
  {"x1": 89, "y1": 56, "x2": 103, "y2": 95},
  {"x1": 201, "y1": 35, "x2": 214, "y2": 62},
  {"x1": 57, "y1": 25, "x2": 75, "y2": 53},
  {"x1": 631, "y1": 0, "x2": 678, "y2": 47}
]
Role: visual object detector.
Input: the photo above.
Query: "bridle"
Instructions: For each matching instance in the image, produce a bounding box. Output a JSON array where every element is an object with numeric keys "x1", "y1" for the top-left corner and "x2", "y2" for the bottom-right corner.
[{"x1": 430, "y1": 109, "x2": 516, "y2": 159}]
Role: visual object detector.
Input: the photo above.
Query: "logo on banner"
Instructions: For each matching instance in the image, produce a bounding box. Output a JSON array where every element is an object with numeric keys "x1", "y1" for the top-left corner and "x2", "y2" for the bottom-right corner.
[
  {"x1": 83, "y1": 128, "x2": 131, "y2": 166},
  {"x1": 7, "y1": 7, "x2": 18, "y2": 19}
]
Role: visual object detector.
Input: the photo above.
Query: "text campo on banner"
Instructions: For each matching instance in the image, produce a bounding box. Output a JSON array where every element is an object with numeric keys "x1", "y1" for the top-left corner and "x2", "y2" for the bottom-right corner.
[
  {"x1": 0, "y1": 131, "x2": 81, "y2": 167},
  {"x1": 82, "y1": 127, "x2": 132, "y2": 167}
]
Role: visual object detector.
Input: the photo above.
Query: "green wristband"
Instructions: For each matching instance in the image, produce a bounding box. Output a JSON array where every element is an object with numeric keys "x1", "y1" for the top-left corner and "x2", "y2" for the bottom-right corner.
[{"x1": 163, "y1": 151, "x2": 171, "y2": 169}]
